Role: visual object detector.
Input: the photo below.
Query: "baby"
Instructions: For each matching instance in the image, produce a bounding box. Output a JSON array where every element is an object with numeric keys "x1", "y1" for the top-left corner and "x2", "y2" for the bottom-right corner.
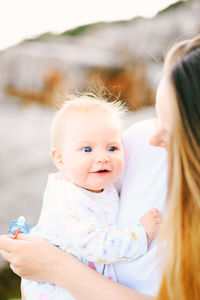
[{"x1": 22, "y1": 95, "x2": 162, "y2": 300}]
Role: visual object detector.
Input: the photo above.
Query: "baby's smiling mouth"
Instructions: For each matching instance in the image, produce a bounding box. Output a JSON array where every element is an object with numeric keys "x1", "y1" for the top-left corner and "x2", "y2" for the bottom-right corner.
[{"x1": 90, "y1": 169, "x2": 111, "y2": 174}]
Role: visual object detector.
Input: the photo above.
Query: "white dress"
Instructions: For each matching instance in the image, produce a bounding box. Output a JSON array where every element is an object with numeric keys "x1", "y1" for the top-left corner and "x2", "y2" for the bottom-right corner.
[{"x1": 22, "y1": 173, "x2": 148, "y2": 300}]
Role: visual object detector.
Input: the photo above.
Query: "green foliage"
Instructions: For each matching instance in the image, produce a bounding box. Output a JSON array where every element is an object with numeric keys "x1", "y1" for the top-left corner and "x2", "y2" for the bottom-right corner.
[
  {"x1": 61, "y1": 16, "x2": 144, "y2": 37},
  {"x1": 0, "y1": 264, "x2": 21, "y2": 300},
  {"x1": 61, "y1": 22, "x2": 106, "y2": 36},
  {"x1": 157, "y1": 0, "x2": 187, "y2": 15},
  {"x1": 24, "y1": 32, "x2": 58, "y2": 43},
  {"x1": 62, "y1": 24, "x2": 93, "y2": 36},
  {"x1": 111, "y1": 16, "x2": 144, "y2": 25},
  {"x1": 20, "y1": 1, "x2": 188, "y2": 44}
]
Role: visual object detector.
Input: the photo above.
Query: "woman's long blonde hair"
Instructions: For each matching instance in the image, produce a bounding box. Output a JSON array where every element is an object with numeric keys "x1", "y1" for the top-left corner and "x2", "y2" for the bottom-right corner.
[{"x1": 156, "y1": 35, "x2": 200, "y2": 300}]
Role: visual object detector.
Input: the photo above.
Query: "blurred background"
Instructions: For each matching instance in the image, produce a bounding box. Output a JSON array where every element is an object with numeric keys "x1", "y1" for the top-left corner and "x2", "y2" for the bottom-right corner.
[{"x1": 0, "y1": 0, "x2": 199, "y2": 298}]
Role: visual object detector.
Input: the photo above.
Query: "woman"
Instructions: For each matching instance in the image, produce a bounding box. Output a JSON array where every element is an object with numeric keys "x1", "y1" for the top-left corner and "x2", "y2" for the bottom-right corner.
[
  {"x1": 0, "y1": 34, "x2": 200, "y2": 300},
  {"x1": 155, "y1": 35, "x2": 200, "y2": 300}
]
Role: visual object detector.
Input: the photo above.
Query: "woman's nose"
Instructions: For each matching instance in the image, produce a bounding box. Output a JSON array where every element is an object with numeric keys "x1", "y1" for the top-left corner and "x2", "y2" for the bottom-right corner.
[{"x1": 149, "y1": 129, "x2": 167, "y2": 148}]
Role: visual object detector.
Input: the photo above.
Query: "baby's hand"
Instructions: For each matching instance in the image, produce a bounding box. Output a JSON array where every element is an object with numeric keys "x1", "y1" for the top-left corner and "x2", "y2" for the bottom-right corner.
[{"x1": 139, "y1": 208, "x2": 162, "y2": 247}]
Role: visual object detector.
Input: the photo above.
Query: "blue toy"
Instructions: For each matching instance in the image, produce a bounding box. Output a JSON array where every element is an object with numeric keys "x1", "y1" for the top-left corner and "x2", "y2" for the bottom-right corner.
[{"x1": 9, "y1": 216, "x2": 31, "y2": 238}]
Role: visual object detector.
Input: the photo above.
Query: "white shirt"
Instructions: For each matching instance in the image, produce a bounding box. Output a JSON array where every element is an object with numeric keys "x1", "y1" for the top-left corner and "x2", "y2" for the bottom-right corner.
[{"x1": 115, "y1": 119, "x2": 168, "y2": 295}]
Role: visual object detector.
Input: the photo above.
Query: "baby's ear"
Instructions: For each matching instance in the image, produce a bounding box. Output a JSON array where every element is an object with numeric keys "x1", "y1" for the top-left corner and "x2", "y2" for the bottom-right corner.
[{"x1": 51, "y1": 148, "x2": 64, "y2": 171}]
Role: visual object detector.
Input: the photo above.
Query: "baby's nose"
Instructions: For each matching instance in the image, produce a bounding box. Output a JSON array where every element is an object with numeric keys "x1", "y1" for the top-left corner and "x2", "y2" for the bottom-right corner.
[{"x1": 95, "y1": 153, "x2": 109, "y2": 163}]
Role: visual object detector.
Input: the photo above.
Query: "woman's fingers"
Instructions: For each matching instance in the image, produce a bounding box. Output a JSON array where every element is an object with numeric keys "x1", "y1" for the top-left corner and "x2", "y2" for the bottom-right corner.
[
  {"x1": 0, "y1": 234, "x2": 57, "y2": 280},
  {"x1": 0, "y1": 234, "x2": 36, "y2": 266},
  {"x1": 16, "y1": 233, "x2": 34, "y2": 241},
  {"x1": 0, "y1": 235, "x2": 16, "y2": 252},
  {"x1": 0, "y1": 248, "x2": 11, "y2": 262}
]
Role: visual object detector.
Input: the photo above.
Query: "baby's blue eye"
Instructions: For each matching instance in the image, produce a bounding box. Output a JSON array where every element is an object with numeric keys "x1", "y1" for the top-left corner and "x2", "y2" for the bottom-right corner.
[
  {"x1": 108, "y1": 146, "x2": 116, "y2": 152},
  {"x1": 82, "y1": 147, "x2": 92, "y2": 152}
]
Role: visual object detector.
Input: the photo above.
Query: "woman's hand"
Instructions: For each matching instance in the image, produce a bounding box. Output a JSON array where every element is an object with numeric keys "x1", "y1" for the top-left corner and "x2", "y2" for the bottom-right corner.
[{"x1": 0, "y1": 234, "x2": 62, "y2": 283}]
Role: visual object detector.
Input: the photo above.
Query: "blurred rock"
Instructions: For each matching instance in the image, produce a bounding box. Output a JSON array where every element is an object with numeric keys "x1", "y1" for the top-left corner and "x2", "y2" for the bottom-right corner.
[
  {"x1": 0, "y1": 93, "x2": 53, "y2": 266},
  {"x1": 0, "y1": 0, "x2": 199, "y2": 110}
]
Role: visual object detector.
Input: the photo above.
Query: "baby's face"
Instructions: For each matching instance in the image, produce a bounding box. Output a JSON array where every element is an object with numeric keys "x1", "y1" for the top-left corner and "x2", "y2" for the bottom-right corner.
[{"x1": 59, "y1": 110, "x2": 124, "y2": 192}]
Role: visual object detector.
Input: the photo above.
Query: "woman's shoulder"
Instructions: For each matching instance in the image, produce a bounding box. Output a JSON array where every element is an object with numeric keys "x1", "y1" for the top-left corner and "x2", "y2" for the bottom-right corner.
[
  {"x1": 123, "y1": 119, "x2": 156, "y2": 139},
  {"x1": 122, "y1": 119, "x2": 156, "y2": 152}
]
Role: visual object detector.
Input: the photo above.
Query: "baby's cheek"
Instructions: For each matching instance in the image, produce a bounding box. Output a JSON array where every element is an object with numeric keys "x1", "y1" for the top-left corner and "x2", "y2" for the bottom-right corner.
[
  {"x1": 71, "y1": 166, "x2": 86, "y2": 185},
  {"x1": 118, "y1": 154, "x2": 125, "y2": 170},
  {"x1": 114, "y1": 158, "x2": 124, "y2": 179}
]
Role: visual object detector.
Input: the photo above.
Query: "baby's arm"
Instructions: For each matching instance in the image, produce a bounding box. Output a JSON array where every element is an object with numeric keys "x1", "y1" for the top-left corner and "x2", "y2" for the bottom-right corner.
[
  {"x1": 28, "y1": 186, "x2": 162, "y2": 265},
  {"x1": 56, "y1": 203, "x2": 162, "y2": 264}
]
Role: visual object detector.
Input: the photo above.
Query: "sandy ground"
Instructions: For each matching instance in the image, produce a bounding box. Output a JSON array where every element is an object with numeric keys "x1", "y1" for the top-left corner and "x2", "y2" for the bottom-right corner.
[{"x1": 0, "y1": 92, "x2": 155, "y2": 266}]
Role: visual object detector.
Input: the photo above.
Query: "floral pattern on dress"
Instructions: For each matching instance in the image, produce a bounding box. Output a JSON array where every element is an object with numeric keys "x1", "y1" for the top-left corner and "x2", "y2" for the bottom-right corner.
[{"x1": 22, "y1": 173, "x2": 147, "y2": 300}]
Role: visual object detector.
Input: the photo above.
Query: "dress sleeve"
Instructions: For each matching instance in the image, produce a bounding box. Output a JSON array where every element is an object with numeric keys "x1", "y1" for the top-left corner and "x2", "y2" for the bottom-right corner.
[
  {"x1": 32, "y1": 178, "x2": 148, "y2": 264},
  {"x1": 56, "y1": 198, "x2": 148, "y2": 264}
]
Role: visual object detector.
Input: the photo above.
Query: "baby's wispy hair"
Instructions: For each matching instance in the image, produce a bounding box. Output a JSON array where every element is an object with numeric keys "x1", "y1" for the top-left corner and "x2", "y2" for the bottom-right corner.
[{"x1": 50, "y1": 92, "x2": 127, "y2": 149}]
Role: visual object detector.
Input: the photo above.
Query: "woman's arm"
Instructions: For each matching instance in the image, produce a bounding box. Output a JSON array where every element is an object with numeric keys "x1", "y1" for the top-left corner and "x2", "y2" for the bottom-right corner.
[
  {"x1": 55, "y1": 250, "x2": 153, "y2": 300},
  {"x1": 0, "y1": 234, "x2": 153, "y2": 300}
]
